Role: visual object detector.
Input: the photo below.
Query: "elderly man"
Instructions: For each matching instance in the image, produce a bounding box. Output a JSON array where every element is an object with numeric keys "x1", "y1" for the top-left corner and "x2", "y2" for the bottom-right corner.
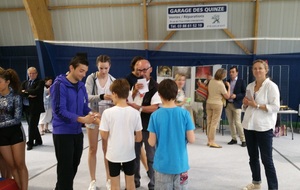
[
  {"x1": 128, "y1": 59, "x2": 161, "y2": 190},
  {"x1": 21, "y1": 67, "x2": 45, "y2": 150}
]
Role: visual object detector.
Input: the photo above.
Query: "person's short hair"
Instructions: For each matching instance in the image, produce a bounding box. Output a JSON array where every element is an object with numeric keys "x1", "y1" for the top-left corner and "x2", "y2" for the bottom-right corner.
[
  {"x1": 130, "y1": 56, "x2": 145, "y2": 71},
  {"x1": 96, "y1": 55, "x2": 111, "y2": 65},
  {"x1": 174, "y1": 73, "x2": 186, "y2": 81},
  {"x1": 214, "y1": 68, "x2": 227, "y2": 80},
  {"x1": 69, "y1": 56, "x2": 89, "y2": 69},
  {"x1": 158, "y1": 79, "x2": 178, "y2": 101},
  {"x1": 109, "y1": 79, "x2": 130, "y2": 99},
  {"x1": 27, "y1": 67, "x2": 37, "y2": 74},
  {"x1": 229, "y1": 66, "x2": 238, "y2": 72}
]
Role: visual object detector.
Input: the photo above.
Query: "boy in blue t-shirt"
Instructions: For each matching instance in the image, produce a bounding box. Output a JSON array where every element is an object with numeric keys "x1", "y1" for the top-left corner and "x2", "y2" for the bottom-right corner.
[{"x1": 148, "y1": 79, "x2": 195, "y2": 189}]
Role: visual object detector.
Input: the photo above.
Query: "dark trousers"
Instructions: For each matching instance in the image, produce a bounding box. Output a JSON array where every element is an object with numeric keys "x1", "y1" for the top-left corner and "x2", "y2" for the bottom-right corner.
[
  {"x1": 24, "y1": 106, "x2": 42, "y2": 145},
  {"x1": 53, "y1": 133, "x2": 83, "y2": 190},
  {"x1": 244, "y1": 129, "x2": 278, "y2": 190},
  {"x1": 135, "y1": 131, "x2": 155, "y2": 189}
]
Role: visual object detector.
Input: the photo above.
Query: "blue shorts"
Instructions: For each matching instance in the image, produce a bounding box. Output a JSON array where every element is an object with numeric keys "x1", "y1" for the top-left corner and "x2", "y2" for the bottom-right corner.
[{"x1": 0, "y1": 123, "x2": 25, "y2": 146}]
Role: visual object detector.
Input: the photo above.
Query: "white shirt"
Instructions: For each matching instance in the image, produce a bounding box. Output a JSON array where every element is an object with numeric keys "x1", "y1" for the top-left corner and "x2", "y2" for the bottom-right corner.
[
  {"x1": 228, "y1": 77, "x2": 237, "y2": 102},
  {"x1": 242, "y1": 78, "x2": 280, "y2": 131},
  {"x1": 99, "y1": 106, "x2": 142, "y2": 162},
  {"x1": 127, "y1": 80, "x2": 162, "y2": 106},
  {"x1": 96, "y1": 75, "x2": 114, "y2": 106}
]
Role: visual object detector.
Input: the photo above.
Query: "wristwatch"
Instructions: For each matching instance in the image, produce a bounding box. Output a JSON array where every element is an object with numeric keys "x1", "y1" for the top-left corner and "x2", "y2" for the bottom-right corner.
[
  {"x1": 139, "y1": 106, "x2": 143, "y2": 112},
  {"x1": 256, "y1": 104, "x2": 260, "y2": 109}
]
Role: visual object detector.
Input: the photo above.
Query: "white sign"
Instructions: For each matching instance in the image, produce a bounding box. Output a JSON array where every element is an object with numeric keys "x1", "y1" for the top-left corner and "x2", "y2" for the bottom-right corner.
[{"x1": 167, "y1": 4, "x2": 228, "y2": 31}]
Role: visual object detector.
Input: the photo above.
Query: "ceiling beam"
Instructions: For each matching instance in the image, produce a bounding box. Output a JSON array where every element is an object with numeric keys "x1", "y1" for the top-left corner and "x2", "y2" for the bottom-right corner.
[
  {"x1": 223, "y1": 29, "x2": 251, "y2": 55},
  {"x1": 48, "y1": 3, "x2": 140, "y2": 10},
  {"x1": 253, "y1": 0, "x2": 260, "y2": 54},
  {"x1": 1, "y1": 0, "x2": 295, "y2": 12},
  {"x1": 0, "y1": 7, "x2": 24, "y2": 12},
  {"x1": 148, "y1": 0, "x2": 254, "y2": 6},
  {"x1": 143, "y1": 0, "x2": 149, "y2": 50},
  {"x1": 23, "y1": 0, "x2": 54, "y2": 40},
  {"x1": 154, "y1": 31, "x2": 177, "y2": 51}
]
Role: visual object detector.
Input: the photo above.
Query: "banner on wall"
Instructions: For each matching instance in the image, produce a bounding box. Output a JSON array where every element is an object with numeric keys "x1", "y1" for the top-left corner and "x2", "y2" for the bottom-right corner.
[
  {"x1": 194, "y1": 65, "x2": 222, "y2": 102},
  {"x1": 157, "y1": 66, "x2": 192, "y2": 98},
  {"x1": 167, "y1": 4, "x2": 228, "y2": 31},
  {"x1": 156, "y1": 65, "x2": 221, "y2": 102},
  {"x1": 195, "y1": 66, "x2": 213, "y2": 102}
]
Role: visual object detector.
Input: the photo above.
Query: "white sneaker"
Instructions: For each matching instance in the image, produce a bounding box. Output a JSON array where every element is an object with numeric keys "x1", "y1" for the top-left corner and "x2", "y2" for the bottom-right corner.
[
  {"x1": 242, "y1": 183, "x2": 261, "y2": 190},
  {"x1": 88, "y1": 180, "x2": 96, "y2": 190},
  {"x1": 106, "y1": 179, "x2": 111, "y2": 190}
]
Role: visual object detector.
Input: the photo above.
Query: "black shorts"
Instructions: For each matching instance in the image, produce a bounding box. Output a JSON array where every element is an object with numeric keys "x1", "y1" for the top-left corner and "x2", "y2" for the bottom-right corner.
[
  {"x1": 108, "y1": 159, "x2": 135, "y2": 177},
  {"x1": 0, "y1": 123, "x2": 25, "y2": 146}
]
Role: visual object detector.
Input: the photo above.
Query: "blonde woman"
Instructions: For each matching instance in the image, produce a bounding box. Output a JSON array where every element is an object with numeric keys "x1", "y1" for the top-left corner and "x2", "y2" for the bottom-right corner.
[
  {"x1": 174, "y1": 73, "x2": 187, "y2": 107},
  {"x1": 206, "y1": 68, "x2": 230, "y2": 148},
  {"x1": 242, "y1": 60, "x2": 279, "y2": 190},
  {"x1": 85, "y1": 55, "x2": 115, "y2": 190}
]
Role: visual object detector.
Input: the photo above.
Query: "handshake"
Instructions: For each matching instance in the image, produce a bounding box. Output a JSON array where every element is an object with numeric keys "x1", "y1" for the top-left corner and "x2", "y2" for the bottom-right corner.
[{"x1": 79, "y1": 112, "x2": 101, "y2": 125}]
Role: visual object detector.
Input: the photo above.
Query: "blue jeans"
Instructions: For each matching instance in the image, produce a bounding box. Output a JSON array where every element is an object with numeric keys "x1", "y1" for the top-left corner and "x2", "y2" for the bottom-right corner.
[
  {"x1": 244, "y1": 129, "x2": 278, "y2": 190},
  {"x1": 135, "y1": 131, "x2": 155, "y2": 189},
  {"x1": 154, "y1": 171, "x2": 188, "y2": 190}
]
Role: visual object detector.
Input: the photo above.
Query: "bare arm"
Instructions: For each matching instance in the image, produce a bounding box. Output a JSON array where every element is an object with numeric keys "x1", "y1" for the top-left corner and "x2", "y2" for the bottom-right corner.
[
  {"x1": 222, "y1": 82, "x2": 231, "y2": 99},
  {"x1": 175, "y1": 98, "x2": 187, "y2": 107},
  {"x1": 100, "y1": 130, "x2": 109, "y2": 141},
  {"x1": 77, "y1": 115, "x2": 94, "y2": 124},
  {"x1": 186, "y1": 130, "x2": 195, "y2": 144},
  {"x1": 148, "y1": 132, "x2": 156, "y2": 147},
  {"x1": 243, "y1": 97, "x2": 268, "y2": 111},
  {"x1": 141, "y1": 104, "x2": 159, "y2": 113},
  {"x1": 128, "y1": 103, "x2": 159, "y2": 113},
  {"x1": 135, "y1": 131, "x2": 142, "y2": 142}
]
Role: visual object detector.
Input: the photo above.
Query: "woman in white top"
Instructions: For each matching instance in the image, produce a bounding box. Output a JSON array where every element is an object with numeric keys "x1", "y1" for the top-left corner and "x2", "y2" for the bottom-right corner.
[
  {"x1": 85, "y1": 55, "x2": 115, "y2": 190},
  {"x1": 206, "y1": 68, "x2": 230, "y2": 148},
  {"x1": 174, "y1": 73, "x2": 187, "y2": 107},
  {"x1": 242, "y1": 60, "x2": 279, "y2": 190},
  {"x1": 39, "y1": 77, "x2": 53, "y2": 135}
]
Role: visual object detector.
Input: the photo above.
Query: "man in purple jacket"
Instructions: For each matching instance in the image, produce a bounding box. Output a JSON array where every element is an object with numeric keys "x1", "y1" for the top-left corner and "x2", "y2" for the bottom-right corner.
[{"x1": 50, "y1": 56, "x2": 99, "y2": 190}]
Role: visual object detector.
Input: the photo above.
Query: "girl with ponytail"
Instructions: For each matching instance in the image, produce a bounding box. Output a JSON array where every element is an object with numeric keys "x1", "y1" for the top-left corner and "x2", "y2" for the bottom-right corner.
[{"x1": 0, "y1": 68, "x2": 28, "y2": 190}]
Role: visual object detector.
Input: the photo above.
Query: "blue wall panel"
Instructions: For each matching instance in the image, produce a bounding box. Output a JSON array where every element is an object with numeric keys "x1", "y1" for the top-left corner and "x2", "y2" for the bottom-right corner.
[{"x1": 0, "y1": 43, "x2": 299, "y2": 113}]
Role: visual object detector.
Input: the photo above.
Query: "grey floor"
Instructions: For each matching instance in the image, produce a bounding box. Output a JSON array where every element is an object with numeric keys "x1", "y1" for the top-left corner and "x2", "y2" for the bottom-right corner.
[{"x1": 24, "y1": 122, "x2": 300, "y2": 190}]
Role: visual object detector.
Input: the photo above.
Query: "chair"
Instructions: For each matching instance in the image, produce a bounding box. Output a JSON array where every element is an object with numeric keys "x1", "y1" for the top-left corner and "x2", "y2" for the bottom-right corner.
[
  {"x1": 202, "y1": 113, "x2": 207, "y2": 134},
  {"x1": 218, "y1": 111, "x2": 226, "y2": 136},
  {"x1": 202, "y1": 101, "x2": 207, "y2": 134},
  {"x1": 219, "y1": 118, "x2": 224, "y2": 136}
]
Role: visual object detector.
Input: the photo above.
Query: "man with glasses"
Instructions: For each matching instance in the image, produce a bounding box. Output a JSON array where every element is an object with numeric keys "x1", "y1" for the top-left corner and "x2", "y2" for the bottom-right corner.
[
  {"x1": 128, "y1": 59, "x2": 161, "y2": 190},
  {"x1": 125, "y1": 56, "x2": 144, "y2": 89},
  {"x1": 21, "y1": 67, "x2": 45, "y2": 150}
]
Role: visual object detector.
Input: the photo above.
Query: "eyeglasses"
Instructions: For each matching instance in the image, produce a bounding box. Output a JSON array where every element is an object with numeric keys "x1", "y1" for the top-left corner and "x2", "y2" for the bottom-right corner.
[{"x1": 137, "y1": 67, "x2": 151, "y2": 73}]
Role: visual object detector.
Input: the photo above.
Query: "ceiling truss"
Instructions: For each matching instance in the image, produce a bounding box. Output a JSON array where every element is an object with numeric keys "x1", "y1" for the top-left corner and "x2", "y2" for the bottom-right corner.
[{"x1": 0, "y1": 0, "x2": 280, "y2": 54}]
